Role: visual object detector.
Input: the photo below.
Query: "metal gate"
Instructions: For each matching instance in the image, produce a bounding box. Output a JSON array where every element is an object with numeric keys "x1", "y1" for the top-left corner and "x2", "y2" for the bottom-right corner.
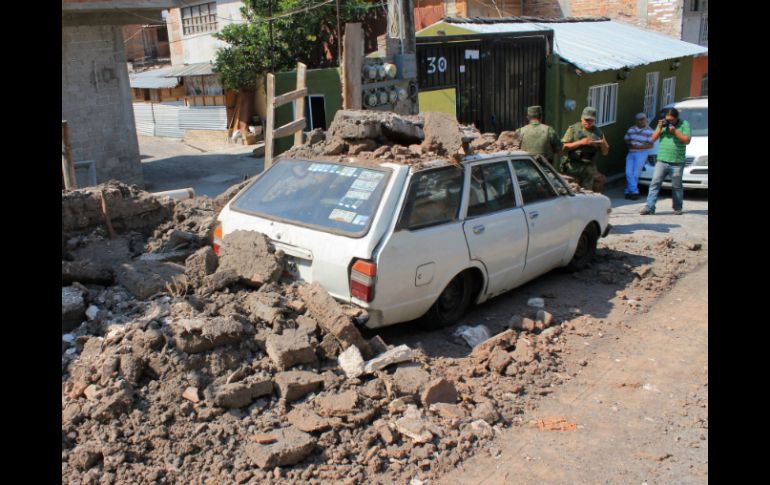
[{"x1": 417, "y1": 33, "x2": 550, "y2": 134}]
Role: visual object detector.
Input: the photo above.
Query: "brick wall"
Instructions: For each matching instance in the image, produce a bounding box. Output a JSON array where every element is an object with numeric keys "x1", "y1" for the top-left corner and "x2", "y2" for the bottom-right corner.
[
  {"x1": 646, "y1": 0, "x2": 682, "y2": 38},
  {"x1": 123, "y1": 25, "x2": 145, "y2": 61},
  {"x1": 62, "y1": 25, "x2": 143, "y2": 186},
  {"x1": 167, "y1": 8, "x2": 184, "y2": 66},
  {"x1": 522, "y1": 0, "x2": 565, "y2": 17},
  {"x1": 465, "y1": 0, "x2": 522, "y2": 17}
]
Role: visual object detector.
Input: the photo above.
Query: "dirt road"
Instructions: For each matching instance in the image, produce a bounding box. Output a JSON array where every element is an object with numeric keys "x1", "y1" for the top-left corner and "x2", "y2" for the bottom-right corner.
[{"x1": 440, "y1": 262, "x2": 708, "y2": 485}]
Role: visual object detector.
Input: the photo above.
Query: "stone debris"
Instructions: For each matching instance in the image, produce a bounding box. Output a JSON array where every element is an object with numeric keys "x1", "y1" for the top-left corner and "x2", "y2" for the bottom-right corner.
[
  {"x1": 273, "y1": 371, "x2": 324, "y2": 402},
  {"x1": 364, "y1": 344, "x2": 415, "y2": 374},
  {"x1": 62, "y1": 260, "x2": 115, "y2": 286},
  {"x1": 421, "y1": 378, "x2": 458, "y2": 407},
  {"x1": 431, "y1": 402, "x2": 467, "y2": 420},
  {"x1": 392, "y1": 364, "x2": 431, "y2": 398},
  {"x1": 266, "y1": 329, "x2": 317, "y2": 370},
  {"x1": 394, "y1": 405, "x2": 436, "y2": 443},
  {"x1": 287, "y1": 406, "x2": 340, "y2": 433},
  {"x1": 338, "y1": 345, "x2": 366, "y2": 378},
  {"x1": 317, "y1": 390, "x2": 359, "y2": 417},
  {"x1": 244, "y1": 427, "x2": 316, "y2": 469},
  {"x1": 171, "y1": 316, "x2": 253, "y2": 354},
  {"x1": 182, "y1": 386, "x2": 200, "y2": 403},
  {"x1": 206, "y1": 376, "x2": 273, "y2": 408},
  {"x1": 454, "y1": 325, "x2": 492, "y2": 348},
  {"x1": 62, "y1": 286, "x2": 86, "y2": 331},
  {"x1": 470, "y1": 329, "x2": 517, "y2": 360},
  {"x1": 216, "y1": 230, "x2": 285, "y2": 286},
  {"x1": 116, "y1": 261, "x2": 187, "y2": 299}
]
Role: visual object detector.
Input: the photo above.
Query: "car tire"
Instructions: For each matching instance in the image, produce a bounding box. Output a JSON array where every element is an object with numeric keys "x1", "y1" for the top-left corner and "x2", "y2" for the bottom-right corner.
[
  {"x1": 566, "y1": 224, "x2": 599, "y2": 272},
  {"x1": 421, "y1": 271, "x2": 473, "y2": 329}
]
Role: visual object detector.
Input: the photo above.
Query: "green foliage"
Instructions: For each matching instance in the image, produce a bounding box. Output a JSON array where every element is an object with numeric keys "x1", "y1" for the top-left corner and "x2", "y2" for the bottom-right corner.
[{"x1": 214, "y1": 0, "x2": 375, "y2": 90}]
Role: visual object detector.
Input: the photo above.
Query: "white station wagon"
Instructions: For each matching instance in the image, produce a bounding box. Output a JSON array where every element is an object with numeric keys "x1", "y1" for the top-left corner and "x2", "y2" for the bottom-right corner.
[{"x1": 215, "y1": 151, "x2": 612, "y2": 329}]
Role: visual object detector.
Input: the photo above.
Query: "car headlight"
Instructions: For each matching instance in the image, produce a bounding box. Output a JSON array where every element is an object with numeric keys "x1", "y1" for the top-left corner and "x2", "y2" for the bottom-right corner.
[{"x1": 693, "y1": 155, "x2": 708, "y2": 166}]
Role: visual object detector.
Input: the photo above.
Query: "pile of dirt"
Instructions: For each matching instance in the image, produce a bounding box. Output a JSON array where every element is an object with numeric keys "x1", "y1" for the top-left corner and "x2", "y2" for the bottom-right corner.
[{"x1": 61, "y1": 184, "x2": 572, "y2": 484}]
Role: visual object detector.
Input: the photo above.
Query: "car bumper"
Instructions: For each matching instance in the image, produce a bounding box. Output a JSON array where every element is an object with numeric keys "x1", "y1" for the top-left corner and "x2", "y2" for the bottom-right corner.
[{"x1": 638, "y1": 163, "x2": 708, "y2": 190}]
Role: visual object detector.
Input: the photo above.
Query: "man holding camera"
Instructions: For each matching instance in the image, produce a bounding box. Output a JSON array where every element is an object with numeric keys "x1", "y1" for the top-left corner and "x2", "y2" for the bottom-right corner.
[
  {"x1": 559, "y1": 107, "x2": 610, "y2": 190},
  {"x1": 640, "y1": 107, "x2": 691, "y2": 215}
]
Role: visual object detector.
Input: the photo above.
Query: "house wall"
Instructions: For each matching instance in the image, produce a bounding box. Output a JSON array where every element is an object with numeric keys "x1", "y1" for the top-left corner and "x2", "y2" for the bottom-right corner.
[
  {"x1": 554, "y1": 56, "x2": 692, "y2": 175},
  {"x1": 689, "y1": 55, "x2": 707, "y2": 96},
  {"x1": 62, "y1": 24, "x2": 143, "y2": 186},
  {"x1": 167, "y1": 7, "x2": 184, "y2": 65},
  {"x1": 414, "y1": 0, "x2": 444, "y2": 31},
  {"x1": 522, "y1": 0, "x2": 567, "y2": 17},
  {"x1": 464, "y1": 0, "x2": 522, "y2": 17},
  {"x1": 166, "y1": 0, "x2": 244, "y2": 66},
  {"x1": 123, "y1": 25, "x2": 146, "y2": 61}
]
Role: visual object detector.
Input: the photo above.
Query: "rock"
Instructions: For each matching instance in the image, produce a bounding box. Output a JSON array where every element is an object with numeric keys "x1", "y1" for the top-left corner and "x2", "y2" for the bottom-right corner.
[
  {"x1": 471, "y1": 329, "x2": 517, "y2": 360},
  {"x1": 251, "y1": 434, "x2": 277, "y2": 444},
  {"x1": 317, "y1": 390, "x2": 359, "y2": 417},
  {"x1": 266, "y1": 329, "x2": 317, "y2": 370},
  {"x1": 430, "y1": 403, "x2": 467, "y2": 420},
  {"x1": 421, "y1": 378, "x2": 458, "y2": 407},
  {"x1": 540, "y1": 326, "x2": 561, "y2": 340},
  {"x1": 244, "y1": 427, "x2": 316, "y2": 469},
  {"x1": 317, "y1": 333, "x2": 343, "y2": 360},
  {"x1": 287, "y1": 406, "x2": 340, "y2": 433},
  {"x1": 382, "y1": 114, "x2": 425, "y2": 145},
  {"x1": 471, "y1": 401, "x2": 500, "y2": 424},
  {"x1": 527, "y1": 297, "x2": 545, "y2": 308},
  {"x1": 367, "y1": 335, "x2": 389, "y2": 356},
  {"x1": 62, "y1": 286, "x2": 86, "y2": 331},
  {"x1": 273, "y1": 371, "x2": 324, "y2": 402},
  {"x1": 453, "y1": 324, "x2": 492, "y2": 348},
  {"x1": 374, "y1": 419, "x2": 396, "y2": 445},
  {"x1": 328, "y1": 110, "x2": 383, "y2": 140},
  {"x1": 687, "y1": 242, "x2": 702, "y2": 251},
  {"x1": 421, "y1": 112, "x2": 464, "y2": 161},
  {"x1": 348, "y1": 139, "x2": 378, "y2": 155},
  {"x1": 487, "y1": 347, "x2": 513, "y2": 374},
  {"x1": 185, "y1": 246, "x2": 218, "y2": 287},
  {"x1": 469, "y1": 134, "x2": 495, "y2": 151},
  {"x1": 536, "y1": 310, "x2": 554, "y2": 327},
  {"x1": 468, "y1": 419, "x2": 494, "y2": 439},
  {"x1": 361, "y1": 378, "x2": 386, "y2": 400},
  {"x1": 84, "y1": 384, "x2": 102, "y2": 401},
  {"x1": 338, "y1": 345, "x2": 365, "y2": 378},
  {"x1": 394, "y1": 405, "x2": 434, "y2": 443},
  {"x1": 392, "y1": 364, "x2": 431, "y2": 398},
  {"x1": 183, "y1": 386, "x2": 201, "y2": 403},
  {"x1": 172, "y1": 316, "x2": 253, "y2": 354},
  {"x1": 207, "y1": 376, "x2": 273, "y2": 408},
  {"x1": 296, "y1": 315, "x2": 317, "y2": 335},
  {"x1": 373, "y1": 145, "x2": 391, "y2": 158},
  {"x1": 408, "y1": 144, "x2": 423, "y2": 155},
  {"x1": 307, "y1": 128, "x2": 326, "y2": 146},
  {"x1": 511, "y1": 338, "x2": 536, "y2": 364},
  {"x1": 91, "y1": 384, "x2": 134, "y2": 422},
  {"x1": 496, "y1": 131, "x2": 521, "y2": 148},
  {"x1": 243, "y1": 292, "x2": 284, "y2": 325},
  {"x1": 71, "y1": 443, "x2": 103, "y2": 471},
  {"x1": 85, "y1": 305, "x2": 99, "y2": 321},
  {"x1": 298, "y1": 282, "x2": 371, "y2": 357},
  {"x1": 116, "y1": 261, "x2": 187, "y2": 299},
  {"x1": 364, "y1": 345, "x2": 415, "y2": 373},
  {"x1": 389, "y1": 398, "x2": 408, "y2": 414},
  {"x1": 119, "y1": 354, "x2": 145, "y2": 386},
  {"x1": 510, "y1": 316, "x2": 535, "y2": 332},
  {"x1": 324, "y1": 137, "x2": 347, "y2": 155},
  {"x1": 62, "y1": 260, "x2": 115, "y2": 286},
  {"x1": 216, "y1": 230, "x2": 285, "y2": 286},
  {"x1": 201, "y1": 268, "x2": 239, "y2": 293}
]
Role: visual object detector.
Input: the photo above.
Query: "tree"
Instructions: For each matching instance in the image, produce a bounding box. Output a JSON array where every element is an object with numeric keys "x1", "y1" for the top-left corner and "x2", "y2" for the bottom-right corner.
[{"x1": 214, "y1": 0, "x2": 376, "y2": 91}]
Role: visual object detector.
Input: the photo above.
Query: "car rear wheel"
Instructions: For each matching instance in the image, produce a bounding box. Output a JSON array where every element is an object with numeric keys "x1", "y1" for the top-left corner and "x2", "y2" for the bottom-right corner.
[
  {"x1": 422, "y1": 272, "x2": 473, "y2": 329},
  {"x1": 566, "y1": 224, "x2": 599, "y2": 272}
]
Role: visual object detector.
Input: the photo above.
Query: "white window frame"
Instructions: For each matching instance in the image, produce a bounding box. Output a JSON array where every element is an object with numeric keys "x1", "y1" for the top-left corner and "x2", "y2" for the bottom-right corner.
[
  {"x1": 587, "y1": 83, "x2": 618, "y2": 127},
  {"x1": 181, "y1": 2, "x2": 218, "y2": 36},
  {"x1": 644, "y1": 72, "x2": 659, "y2": 120},
  {"x1": 662, "y1": 77, "x2": 676, "y2": 107}
]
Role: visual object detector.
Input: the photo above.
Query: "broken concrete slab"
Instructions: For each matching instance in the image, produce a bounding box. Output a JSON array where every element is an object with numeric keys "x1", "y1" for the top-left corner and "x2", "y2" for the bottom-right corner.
[
  {"x1": 297, "y1": 282, "x2": 371, "y2": 357},
  {"x1": 367, "y1": 335, "x2": 389, "y2": 356},
  {"x1": 430, "y1": 402, "x2": 467, "y2": 420},
  {"x1": 394, "y1": 405, "x2": 434, "y2": 444},
  {"x1": 171, "y1": 316, "x2": 253, "y2": 354},
  {"x1": 317, "y1": 390, "x2": 359, "y2": 417},
  {"x1": 243, "y1": 292, "x2": 284, "y2": 325},
  {"x1": 486, "y1": 347, "x2": 513, "y2": 374},
  {"x1": 244, "y1": 426, "x2": 316, "y2": 469},
  {"x1": 216, "y1": 230, "x2": 285, "y2": 287},
  {"x1": 265, "y1": 329, "x2": 317, "y2": 370},
  {"x1": 185, "y1": 246, "x2": 217, "y2": 288},
  {"x1": 317, "y1": 333, "x2": 342, "y2": 360},
  {"x1": 470, "y1": 329, "x2": 517, "y2": 360},
  {"x1": 206, "y1": 376, "x2": 273, "y2": 408},
  {"x1": 363, "y1": 344, "x2": 415, "y2": 374},
  {"x1": 421, "y1": 112, "x2": 464, "y2": 162},
  {"x1": 382, "y1": 114, "x2": 425, "y2": 145},
  {"x1": 392, "y1": 364, "x2": 431, "y2": 398},
  {"x1": 296, "y1": 315, "x2": 318, "y2": 336},
  {"x1": 348, "y1": 139, "x2": 378, "y2": 155},
  {"x1": 62, "y1": 286, "x2": 86, "y2": 331},
  {"x1": 287, "y1": 406, "x2": 340, "y2": 433},
  {"x1": 338, "y1": 345, "x2": 365, "y2": 379},
  {"x1": 273, "y1": 371, "x2": 324, "y2": 402},
  {"x1": 62, "y1": 260, "x2": 115, "y2": 286},
  {"x1": 421, "y1": 378, "x2": 458, "y2": 407},
  {"x1": 116, "y1": 260, "x2": 187, "y2": 300}
]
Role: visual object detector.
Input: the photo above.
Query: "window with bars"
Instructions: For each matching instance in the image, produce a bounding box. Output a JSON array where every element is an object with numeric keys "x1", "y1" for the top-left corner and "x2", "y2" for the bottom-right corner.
[
  {"x1": 182, "y1": 2, "x2": 218, "y2": 36},
  {"x1": 587, "y1": 83, "x2": 618, "y2": 127},
  {"x1": 644, "y1": 72, "x2": 659, "y2": 120},
  {"x1": 700, "y1": 16, "x2": 708, "y2": 44},
  {"x1": 700, "y1": 73, "x2": 708, "y2": 96},
  {"x1": 662, "y1": 77, "x2": 676, "y2": 107}
]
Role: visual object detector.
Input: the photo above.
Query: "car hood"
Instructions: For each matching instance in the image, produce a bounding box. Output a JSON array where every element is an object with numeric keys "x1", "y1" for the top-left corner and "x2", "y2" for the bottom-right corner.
[{"x1": 686, "y1": 136, "x2": 707, "y2": 159}]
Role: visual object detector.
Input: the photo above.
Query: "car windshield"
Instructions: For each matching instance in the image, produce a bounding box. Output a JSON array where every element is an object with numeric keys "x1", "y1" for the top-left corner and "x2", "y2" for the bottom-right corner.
[
  {"x1": 677, "y1": 107, "x2": 708, "y2": 137},
  {"x1": 230, "y1": 159, "x2": 391, "y2": 237}
]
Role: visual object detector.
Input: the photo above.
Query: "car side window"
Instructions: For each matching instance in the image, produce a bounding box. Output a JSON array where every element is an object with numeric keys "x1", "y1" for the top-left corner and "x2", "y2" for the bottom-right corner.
[
  {"x1": 511, "y1": 158, "x2": 558, "y2": 204},
  {"x1": 397, "y1": 166, "x2": 463, "y2": 230},
  {"x1": 467, "y1": 161, "x2": 517, "y2": 217},
  {"x1": 532, "y1": 157, "x2": 571, "y2": 196}
]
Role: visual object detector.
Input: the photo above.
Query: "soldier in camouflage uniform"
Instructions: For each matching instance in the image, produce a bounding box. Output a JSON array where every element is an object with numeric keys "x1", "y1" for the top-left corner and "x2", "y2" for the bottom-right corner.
[
  {"x1": 559, "y1": 107, "x2": 610, "y2": 190},
  {"x1": 514, "y1": 105, "x2": 562, "y2": 163}
]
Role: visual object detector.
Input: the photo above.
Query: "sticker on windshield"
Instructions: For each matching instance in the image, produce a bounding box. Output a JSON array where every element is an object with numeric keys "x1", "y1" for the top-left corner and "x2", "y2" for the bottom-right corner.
[
  {"x1": 308, "y1": 163, "x2": 322, "y2": 172},
  {"x1": 343, "y1": 189, "x2": 372, "y2": 200},
  {"x1": 352, "y1": 215, "x2": 370, "y2": 226},
  {"x1": 340, "y1": 167, "x2": 358, "y2": 177},
  {"x1": 328, "y1": 208, "x2": 356, "y2": 223},
  {"x1": 351, "y1": 179, "x2": 379, "y2": 192},
  {"x1": 357, "y1": 170, "x2": 385, "y2": 182}
]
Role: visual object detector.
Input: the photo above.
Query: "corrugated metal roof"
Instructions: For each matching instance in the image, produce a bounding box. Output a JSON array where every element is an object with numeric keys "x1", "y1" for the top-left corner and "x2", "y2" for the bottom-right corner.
[
  {"x1": 428, "y1": 19, "x2": 708, "y2": 73},
  {"x1": 129, "y1": 67, "x2": 180, "y2": 89},
  {"x1": 178, "y1": 106, "x2": 228, "y2": 131},
  {"x1": 166, "y1": 63, "x2": 216, "y2": 77}
]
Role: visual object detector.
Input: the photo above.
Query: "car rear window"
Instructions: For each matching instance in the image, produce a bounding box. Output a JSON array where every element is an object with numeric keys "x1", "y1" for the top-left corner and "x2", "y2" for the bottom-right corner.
[
  {"x1": 677, "y1": 107, "x2": 707, "y2": 137},
  {"x1": 230, "y1": 159, "x2": 391, "y2": 237}
]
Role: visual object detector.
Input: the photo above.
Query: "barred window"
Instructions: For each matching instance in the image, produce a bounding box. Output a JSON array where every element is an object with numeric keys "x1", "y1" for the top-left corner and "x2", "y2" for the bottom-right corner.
[
  {"x1": 587, "y1": 83, "x2": 618, "y2": 127},
  {"x1": 644, "y1": 72, "x2": 659, "y2": 120},
  {"x1": 182, "y1": 2, "x2": 217, "y2": 36},
  {"x1": 662, "y1": 77, "x2": 676, "y2": 107}
]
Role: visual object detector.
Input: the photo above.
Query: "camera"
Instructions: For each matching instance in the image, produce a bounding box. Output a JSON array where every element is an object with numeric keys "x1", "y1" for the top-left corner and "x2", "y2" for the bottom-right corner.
[{"x1": 661, "y1": 120, "x2": 673, "y2": 129}]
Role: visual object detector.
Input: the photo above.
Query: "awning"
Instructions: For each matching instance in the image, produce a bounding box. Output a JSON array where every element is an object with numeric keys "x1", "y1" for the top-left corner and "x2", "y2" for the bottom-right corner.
[{"x1": 165, "y1": 62, "x2": 216, "y2": 77}]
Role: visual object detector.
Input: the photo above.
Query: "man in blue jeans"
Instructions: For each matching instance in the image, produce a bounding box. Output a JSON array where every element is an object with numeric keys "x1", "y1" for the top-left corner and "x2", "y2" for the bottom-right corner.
[
  {"x1": 641, "y1": 108, "x2": 691, "y2": 215},
  {"x1": 624, "y1": 112, "x2": 653, "y2": 200}
]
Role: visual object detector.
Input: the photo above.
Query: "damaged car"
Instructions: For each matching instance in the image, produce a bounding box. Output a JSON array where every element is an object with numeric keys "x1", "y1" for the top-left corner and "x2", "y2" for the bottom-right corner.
[{"x1": 215, "y1": 152, "x2": 611, "y2": 328}]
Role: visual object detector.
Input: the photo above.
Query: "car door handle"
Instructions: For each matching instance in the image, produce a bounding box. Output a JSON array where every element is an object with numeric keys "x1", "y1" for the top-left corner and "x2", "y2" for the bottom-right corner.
[
  {"x1": 529, "y1": 211, "x2": 539, "y2": 219},
  {"x1": 473, "y1": 225, "x2": 485, "y2": 234}
]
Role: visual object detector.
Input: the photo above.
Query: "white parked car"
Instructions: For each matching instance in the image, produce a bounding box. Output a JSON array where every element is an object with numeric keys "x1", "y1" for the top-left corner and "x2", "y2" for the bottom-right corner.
[
  {"x1": 639, "y1": 97, "x2": 708, "y2": 190},
  {"x1": 215, "y1": 152, "x2": 612, "y2": 329}
]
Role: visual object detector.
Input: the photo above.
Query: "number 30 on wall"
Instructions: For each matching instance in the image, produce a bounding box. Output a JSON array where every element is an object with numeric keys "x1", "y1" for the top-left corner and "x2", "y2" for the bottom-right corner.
[{"x1": 426, "y1": 56, "x2": 447, "y2": 74}]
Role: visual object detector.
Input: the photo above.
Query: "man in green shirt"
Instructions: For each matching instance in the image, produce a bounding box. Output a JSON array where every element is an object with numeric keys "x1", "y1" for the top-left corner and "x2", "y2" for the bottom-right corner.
[
  {"x1": 559, "y1": 107, "x2": 610, "y2": 190},
  {"x1": 640, "y1": 107, "x2": 692, "y2": 215},
  {"x1": 515, "y1": 105, "x2": 562, "y2": 164}
]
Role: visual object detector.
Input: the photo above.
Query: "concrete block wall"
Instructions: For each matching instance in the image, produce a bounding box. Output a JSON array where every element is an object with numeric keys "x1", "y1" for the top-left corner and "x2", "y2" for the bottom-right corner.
[{"x1": 62, "y1": 24, "x2": 143, "y2": 186}]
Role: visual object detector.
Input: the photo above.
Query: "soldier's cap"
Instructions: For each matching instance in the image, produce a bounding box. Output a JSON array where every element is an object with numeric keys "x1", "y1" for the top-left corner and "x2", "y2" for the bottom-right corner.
[
  {"x1": 527, "y1": 105, "x2": 543, "y2": 117},
  {"x1": 635, "y1": 112, "x2": 647, "y2": 120},
  {"x1": 581, "y1": 107, "x2": 597, "y2": 120}
]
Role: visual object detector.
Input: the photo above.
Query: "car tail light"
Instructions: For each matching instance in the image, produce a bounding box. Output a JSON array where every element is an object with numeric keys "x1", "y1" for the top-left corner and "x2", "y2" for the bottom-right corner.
[
  {"x1": 212, "y1": 224, "x2": 223, "y2": 255},
  {"x1": 351, "y1": 259, "x2": 377, "y2": 302}
]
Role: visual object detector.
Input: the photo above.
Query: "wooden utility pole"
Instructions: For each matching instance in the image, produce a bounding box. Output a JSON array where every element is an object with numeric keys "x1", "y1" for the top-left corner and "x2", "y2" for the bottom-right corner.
[
  {"x1": 61, "y1": 120, "x2": 78, "y2": 190},
  {"x1": 342, "y1": 23, "x2": 363, "y2": 109},
  {"x1": 264, "y1": 63, "x2": 308, "y2": 169}
]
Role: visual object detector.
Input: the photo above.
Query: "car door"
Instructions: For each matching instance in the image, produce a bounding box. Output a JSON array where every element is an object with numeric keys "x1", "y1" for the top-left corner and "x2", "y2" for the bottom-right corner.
[
  {"x1": 462, "y1": 159, "x2": 529, "y2": 298},
  {"x1": 510, "y1": 157, "x2": 573, "y2": 280}
]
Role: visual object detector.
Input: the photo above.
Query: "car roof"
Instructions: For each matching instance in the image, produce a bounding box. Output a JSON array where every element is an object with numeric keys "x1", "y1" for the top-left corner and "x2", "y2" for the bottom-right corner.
[{"x1": 672, "y1": 97, "x2": 708, "y2": 109}]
